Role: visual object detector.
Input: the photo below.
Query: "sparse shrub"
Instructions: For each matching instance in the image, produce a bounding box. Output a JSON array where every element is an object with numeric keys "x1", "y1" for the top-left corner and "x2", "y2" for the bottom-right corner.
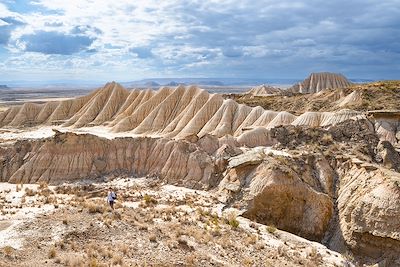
[
  {"x1": 56, "y1": 240, "x2": 66, "y2": 250},
  {"x1": 3, "y1": 246, "x2": 13, "y2": 257},
  {"x1": 119, "y1": 244, "x2": 129, "y2": 255},
  {"x1": 266, "y1": 225, "x2": 277, "y2": 234},
  {"x1": 40, "y1": 188, "x2": 52, "y2": 197},
  {"x1": 48, "y1": 246, "x2": 57, "y2": 258},
  {"x1": 112, "y1": 254, "x2": 123, "y2": 265},
  {"x1": 243, "y1": 257, "x2": 254, "y2": 266},
  {"x1": 87, "y1": 202, "x2": 105, "y2": 214},
  {"x1": 307, "y1": 247, "x2": 323, "y2": 264},
  {"x1": 65, "y1": 255, "x2": 84, "y2": 267},
  {"x1": 143, "y1": 194, "x2": 157, "y2": 206},
  {"x1": 225, "y1": 211, "x2": 239, "y2": 229},
  {"x1": 211, "y1": 214, "x2": 219, "y2": 226},
  {"x1": 39, "y1": 181, "x2": 48, "y2": 190},
  {"x1": 149, "y1": 233, "x2": 157, "y2": 242},
  {"x1": 24, "y1": 188, "x2": 36, "y2": 196},
  {"x1": 196, "y1": 207, "x2": 209, "y2": 217},
  {"x1": 62, "y1": 219, "x2": 68, "y2": 225},
  {"x1": 88, "y1": 257, "x2": 98, "y2": 267},
  {"x1": 244, "y1": 234, "x2": 258, "y2": 245},
  {"x1": 186, "y1": 253, "x2": 197, "y2": 265},
  {"x1": 321, "y1": 133, "x2": 333, "y2": 144}
]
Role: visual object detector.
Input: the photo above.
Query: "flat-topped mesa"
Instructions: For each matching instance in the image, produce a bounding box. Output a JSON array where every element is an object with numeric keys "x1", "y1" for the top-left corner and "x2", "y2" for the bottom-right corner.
[{"x1": 289, "y1": 72, "x2": 353, "y2": 94}]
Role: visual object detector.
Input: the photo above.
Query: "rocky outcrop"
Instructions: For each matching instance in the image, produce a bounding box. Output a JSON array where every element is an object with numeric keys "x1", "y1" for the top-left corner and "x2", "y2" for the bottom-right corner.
[
  {"x1": 219, "y1": 150, "x2": 334, "y2": 241},
  {"x1": 216, "y1": 119, "x2": 400, "y2": 264},
  {"x1": 289, "y1": 72, "x2": 352, "y2": 94},
  {"x1": 377, "y1": 141, "x2": 400, "y2": 171},
  {"x1": 0, "y1": 131, "x2": 220, "y2": 190},
  {"x1": 334, "y1": 164, "x2": 400, "y2": 263},
  {"x1": 368, "y1": 110, "x2": 400, "y2": 146}
]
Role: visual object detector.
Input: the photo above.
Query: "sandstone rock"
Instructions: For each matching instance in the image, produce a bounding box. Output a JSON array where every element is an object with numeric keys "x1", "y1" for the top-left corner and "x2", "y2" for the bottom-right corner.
[
  {"x1": 334, "y1": 165, "x2": 400, "y2": 260},
  {"x1": 377, "y1": 141, "x2": 400, "y2": 171},
  {"x1": 222, "y1": 157, "x2": 334, "y2": 241},
  {"x1": 289, "y1": 72, "x2": 352, "y2": 94},
  {"x1": 0, "y1": 132, "x2": 219, "y2": 190},
  {"x1": 244, "y1": 84, "x2": 282, "y2": 96},
  {"x1": 237, "y1": 127, "x2": 277, "y2": 147}
]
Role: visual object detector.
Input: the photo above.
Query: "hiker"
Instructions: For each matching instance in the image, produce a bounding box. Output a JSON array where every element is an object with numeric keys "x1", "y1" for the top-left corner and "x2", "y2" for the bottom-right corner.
[{"x1": 107, "y1": 188, "x2": 117, "y2": 210}]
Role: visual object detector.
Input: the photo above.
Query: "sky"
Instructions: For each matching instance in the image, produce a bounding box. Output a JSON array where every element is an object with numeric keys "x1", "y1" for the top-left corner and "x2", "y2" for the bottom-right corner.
[{"x1": 0, "y1": 0, "x2": 399, "y2": 83}]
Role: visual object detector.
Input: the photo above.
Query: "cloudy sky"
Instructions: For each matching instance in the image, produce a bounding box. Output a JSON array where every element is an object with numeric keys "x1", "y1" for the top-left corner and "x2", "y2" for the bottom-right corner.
[{"x1": 0, "y1": 0, "x2": 399, "y2": 82}]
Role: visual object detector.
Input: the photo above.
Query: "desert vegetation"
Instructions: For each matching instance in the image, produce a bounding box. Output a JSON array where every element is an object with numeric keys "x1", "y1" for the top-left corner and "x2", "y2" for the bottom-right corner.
[{"x1": 0, "y1": 178, "x2": 347, "y2": 266}]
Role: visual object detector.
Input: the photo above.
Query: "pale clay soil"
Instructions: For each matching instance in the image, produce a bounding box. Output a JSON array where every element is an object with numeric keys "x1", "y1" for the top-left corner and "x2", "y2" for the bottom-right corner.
[{"x1": 0, "y1": 178, "x2": 350, "y2": 267}]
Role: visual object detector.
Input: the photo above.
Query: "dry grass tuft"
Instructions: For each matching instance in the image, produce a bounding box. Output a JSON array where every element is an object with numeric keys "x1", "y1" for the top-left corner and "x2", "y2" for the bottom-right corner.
[
  {"x1": 3, "y1": 246, "x2": 14, "y2": 257},
  {"x1": 112, "y1": 254, "x2": 123, "y2": 265},
  {"x1": 48, "y1": 246, "x2": 57, "y2": 258},
  {"x1": 24, "y1": 188, "x2": 36, "y2": 196},
  {"x1": 143, "y1": 194, "x2": 158, "y2": 206},
  {"x1": 266, "y1": 225, "x2": 277, "y2": 234},
  {"x1": 86, "y1": 202, "x2": 106, "y2": 214},
  {"x1": 224, "y1": 211, "x2": 239, "y2": 229}
]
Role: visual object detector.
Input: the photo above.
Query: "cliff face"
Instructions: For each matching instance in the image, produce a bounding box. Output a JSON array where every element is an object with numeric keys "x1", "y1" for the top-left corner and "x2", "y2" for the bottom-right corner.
[
  {"x1": 289, "y1": 72, "x2": 353, "y2": 94},
  {"x1": 0, "y1": 131, "x2": 220, "y2": 190}
]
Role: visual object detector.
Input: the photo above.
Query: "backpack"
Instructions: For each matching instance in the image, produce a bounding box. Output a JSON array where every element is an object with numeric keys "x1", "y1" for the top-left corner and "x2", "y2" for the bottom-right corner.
[{"x1": 112, "y1": 192, "x2": 117, "y2": 200}]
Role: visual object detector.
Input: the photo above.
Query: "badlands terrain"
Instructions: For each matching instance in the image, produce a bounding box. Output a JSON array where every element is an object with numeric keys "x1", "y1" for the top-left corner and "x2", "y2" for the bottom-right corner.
[{"x1": 0, "y1": 72, "x2": 399, "y2": 266}]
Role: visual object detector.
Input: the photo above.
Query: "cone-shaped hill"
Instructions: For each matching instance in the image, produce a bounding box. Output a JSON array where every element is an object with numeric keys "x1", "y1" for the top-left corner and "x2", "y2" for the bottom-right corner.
[{"x1": 245, "y1": 84, "x2": 282, "y2": 96}]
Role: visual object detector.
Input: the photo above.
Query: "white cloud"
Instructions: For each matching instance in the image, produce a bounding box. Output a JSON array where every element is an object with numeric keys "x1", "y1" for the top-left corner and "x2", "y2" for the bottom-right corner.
[{"x1": 0, "y1": 0, "x2": 399, "y2": 80}]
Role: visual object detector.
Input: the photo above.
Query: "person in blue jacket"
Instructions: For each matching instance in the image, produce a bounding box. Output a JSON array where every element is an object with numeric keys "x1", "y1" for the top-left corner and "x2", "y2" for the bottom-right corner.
[{"x1": 107, "y1": 188, "x2": 117, "y2": 210}]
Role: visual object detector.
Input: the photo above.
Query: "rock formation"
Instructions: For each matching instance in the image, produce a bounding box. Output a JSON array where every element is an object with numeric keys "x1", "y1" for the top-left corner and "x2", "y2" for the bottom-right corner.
[
  {"x1": 220, "y1": 152, "x2": 334, "y2": 241},
  {"x1": 0, "y1": 82, "x2": 371, "y2": 140},
  {"x1": 245, "y1": 84, "x2": 281, "y2": 97},
  {"x1": 0, "y1": 131, "x2": 220, "y2": 190},
  {"x1": 217, "y1": 119, "x2": 400, "y2": 264},
  {"x1": 289, "y1": 72, "x2": 353, "y2": 94}
]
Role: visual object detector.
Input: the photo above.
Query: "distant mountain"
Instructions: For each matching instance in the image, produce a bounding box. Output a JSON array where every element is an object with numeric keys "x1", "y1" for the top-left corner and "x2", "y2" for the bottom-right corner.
[
  {"x1": 165, "y1": 81, "x2": 186, "y2": 86},
  {"x1": 0, "y1": 85, "x2": 9, "y2": 90},
  {"x1": 197, "y1": 81, "x2": 224, "y2": 86},
  {"x1": 125, "y1": 78, "x2": 299, "y2": 87},
  {"x1": 145, "y1": 81, "x2": 160, "y2": 87}
]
